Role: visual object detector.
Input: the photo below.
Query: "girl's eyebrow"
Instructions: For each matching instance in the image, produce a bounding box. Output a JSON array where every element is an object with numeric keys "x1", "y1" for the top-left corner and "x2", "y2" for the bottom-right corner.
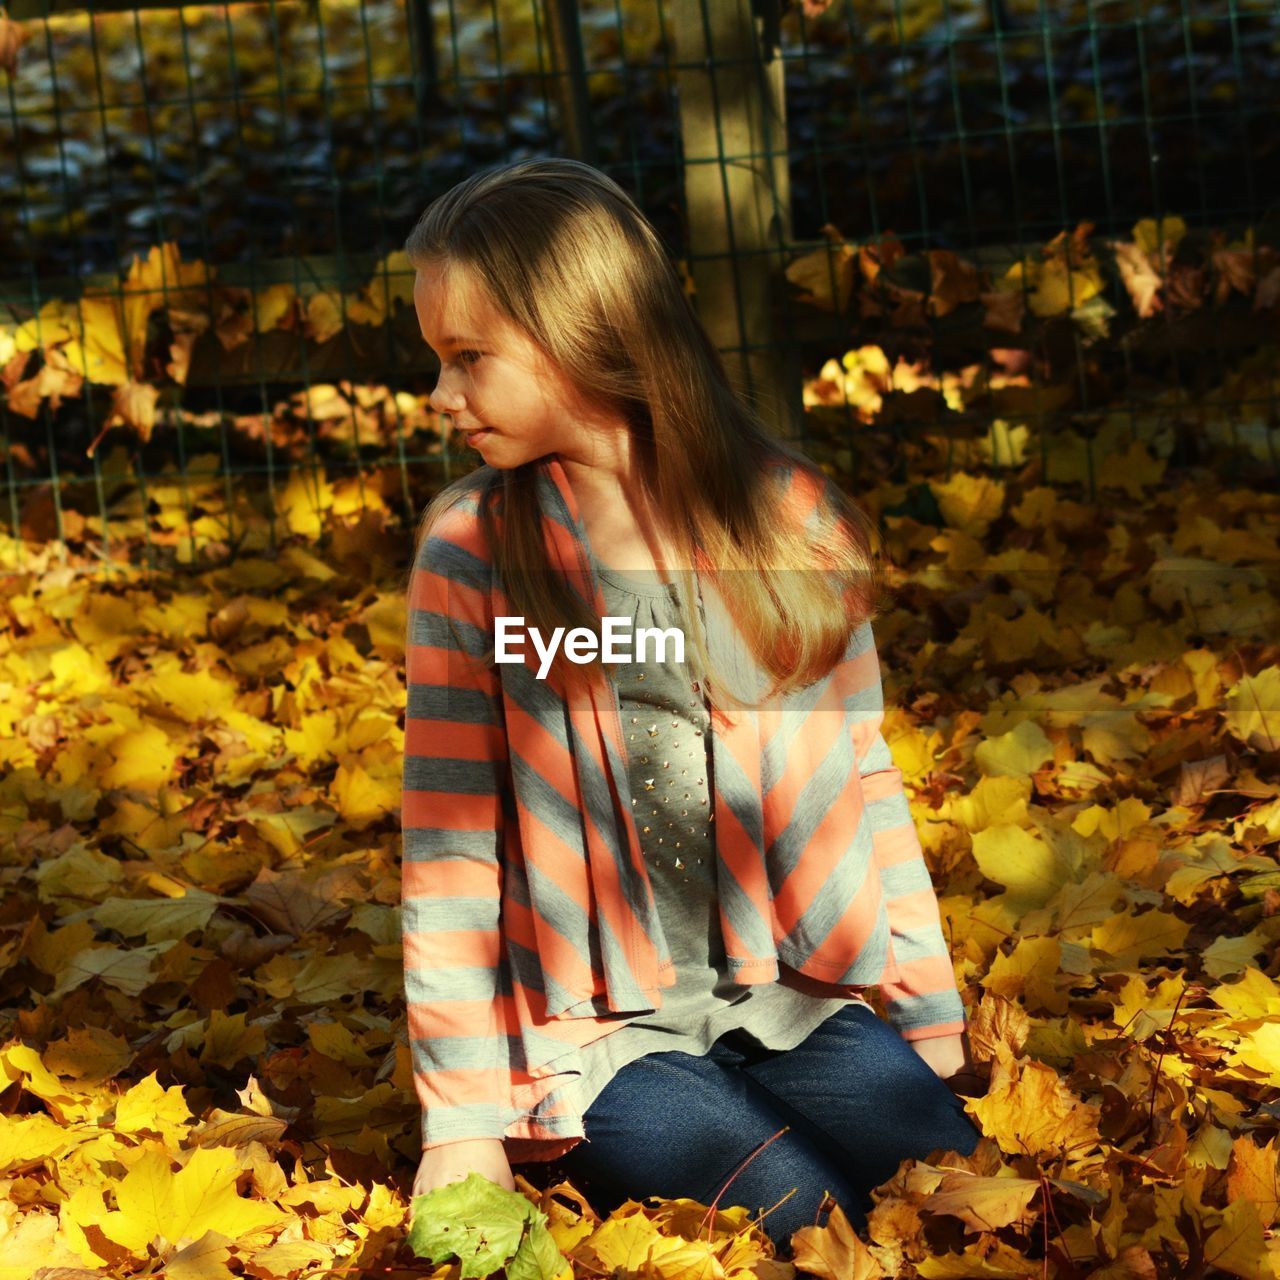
[{"x1": 421, "y1": 333, "x2": 486, "y2": 355}]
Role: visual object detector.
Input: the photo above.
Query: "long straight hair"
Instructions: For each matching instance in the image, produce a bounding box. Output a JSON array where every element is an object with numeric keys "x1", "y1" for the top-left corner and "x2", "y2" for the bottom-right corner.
[{"x1": 402, "y1": 158, "x2": 887, "y2": 713}]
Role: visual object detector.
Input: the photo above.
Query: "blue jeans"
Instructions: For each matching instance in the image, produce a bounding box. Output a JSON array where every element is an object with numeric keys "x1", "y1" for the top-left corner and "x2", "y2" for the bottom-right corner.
[{"x1": 554, "y1": 1003, "x2": 980, "y2": 1256}]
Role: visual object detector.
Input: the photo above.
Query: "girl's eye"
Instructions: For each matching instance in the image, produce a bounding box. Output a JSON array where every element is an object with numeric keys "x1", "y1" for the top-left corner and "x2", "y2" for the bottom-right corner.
[{"x1": 455, "y1": 350, "x2": 482, "y2": 366}]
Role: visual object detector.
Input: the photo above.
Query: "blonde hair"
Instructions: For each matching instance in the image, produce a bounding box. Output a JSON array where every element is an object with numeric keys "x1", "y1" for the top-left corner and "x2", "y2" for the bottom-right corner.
[{"x1": 402, "y1": 157, "x2": 887, "y2": 713}]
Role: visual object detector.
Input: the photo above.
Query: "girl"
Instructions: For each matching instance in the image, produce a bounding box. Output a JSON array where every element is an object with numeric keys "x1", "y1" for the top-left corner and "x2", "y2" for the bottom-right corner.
[{"x1": 400, "y1": 158, "x2": 982, "y2": 1255}]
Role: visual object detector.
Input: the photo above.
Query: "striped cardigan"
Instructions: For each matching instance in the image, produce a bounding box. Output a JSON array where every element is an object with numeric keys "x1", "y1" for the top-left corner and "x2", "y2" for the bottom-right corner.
[{"x1": 402, "y1": 453, "x2": 967, "y2": 1162}]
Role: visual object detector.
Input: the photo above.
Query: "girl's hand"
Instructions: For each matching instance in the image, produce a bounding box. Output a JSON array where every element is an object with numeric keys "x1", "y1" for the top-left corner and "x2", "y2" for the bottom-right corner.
[
  {"x1": 911, "y1": 1030, "x2": 987, "y2": 1097},
  {"x1": 413, "y1": 1138, "x2": 516, "y2": 1199}
]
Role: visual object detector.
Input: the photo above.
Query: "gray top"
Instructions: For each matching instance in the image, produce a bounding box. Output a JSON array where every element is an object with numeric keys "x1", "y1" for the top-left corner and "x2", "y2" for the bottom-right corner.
[{"x1": 547, "y1": 556, "x2": 870, "y2": 1126}]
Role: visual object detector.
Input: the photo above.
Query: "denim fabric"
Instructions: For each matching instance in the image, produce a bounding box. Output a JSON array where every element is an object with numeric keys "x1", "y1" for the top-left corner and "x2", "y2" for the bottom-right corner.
[{"x1": 554, "y1": 1002, "x2": 980, "y2": 1257}]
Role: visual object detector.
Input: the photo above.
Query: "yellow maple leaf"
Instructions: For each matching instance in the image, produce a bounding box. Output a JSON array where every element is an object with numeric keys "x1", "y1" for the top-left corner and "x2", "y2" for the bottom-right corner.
[
  {"x1": 1080, "y1": 703, "x2": 1153, "y2": 766},
  {"x1": 199, "y1": 1010, "x2": 268, "y2": 1069},
  {"x1": 14, "y1": 297, "x2": 82, "y2": 352},
  {"x1": 92, "y1": 888, "x2": 220, "y2": 946},
  {"x1": 279, "y1": 953, "x2": 364, "y2": 1005},
  {"x1": 971, "y1": 824, "x2": 1075, "y2": 912},
  {"x1": 100, "y1": 723, "x2": 182, "y2": 791},
  {"x1": 59, "y1": 291, "x2": 130, "y2": 386},
  {"x1": 50, "y1": 942, "x2": 173, "y2": 1001},
  {"x1": 305, "y1": 291, "x2": 350, "y2": 344},
  {"x1": 278, "y1": 467, "x2": 335, "y2": 538},
  {"x1": 114, "y1": 1072, "x2": 193, "y2": 1144},
  {"x1": 97, "y1": 1142, "x2": 285, "y2": 1257},
  {"x1": 283, "y1": 713, "x2": 339, "y2": 771},
  {"x1": 967, "y1": 1043, "x2": 1102, "y2": 1164},
  {"x1": 1226, "y1": 1134, "x2": 1279, "y2": 1230},
  {"x1": 949, "y1": 775, "x2": 1032, "y2": 833},
  {"x1": 363, "y1": 592, "x2": 409, "y2": 656},
  {"x1": 920, "y1": 1170, "x2": 1041, "y2": 1232},
  {"x1": 332, "y1": 758, "x2": 400, "y2": 829},
  {"x1": 999, "y1": 256, "x2": 1103, "y2": 318},
  {"x1": 1071, "y1": 795, "x2": 1152, "y2": 843},
  {"x1": 0, "y1": 1044, "x2": 82, "y2": 1108},
  {"x1": 987, "y1": 935, "x2": 1070, "y2": 1014},
  {"x1": 0, "y1": 1206, "x2": 86, "y2": 1276},
  {"x1": 1091, "y1": 908, "x2": 1192, "y2": 969},
  {"x1": 1202, "y1": 1198, "x2": 1274, "y2": 1280},
  {"x1": 146, "y1": 658, "x2": 238, "y2": 722},
  {"x1": 1212, "y1": 968, "x2": 1280, "y2": 1020},
  {"x1": 242, "y1": 282, "x2": 297, "y2": 342},
  {"x1": 1231, "y1": 1021, "x2": 1280, "y2": 1087},
  {"x1": 930, "y1": 471, "x2": 1006, "y2": 538},
  {"x1": 33, "y1": 847, "x2": 123, "y2": 905},
  {"x1": 0, "y1": 1113, "x2": 80, "y2": 1175},
  {"x1": 351, "y1": 249, "x2": 417, "y2": 327},
  {"x1": 48, "y1": 643, "x2": 113, "y2": 697},
  {"x1": 1133, "y1": 215, "x2": 1187, "y2": 259},
  {"x1": 1224, "y1": 665, "x2": 1280, "y2": 752},
  {"x1": 122, "y1": 243, "x2": 213, "y2": 374},
  {"x1": 973, "y1": 719, "x2": 1055, "y2": 777},
  {"x1": 1100, "y1": 438, "x2": 1167, "y2": 500}
]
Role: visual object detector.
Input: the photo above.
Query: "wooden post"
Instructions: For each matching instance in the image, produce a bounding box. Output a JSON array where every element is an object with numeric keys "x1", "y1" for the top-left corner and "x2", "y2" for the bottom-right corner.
[{"x1": 673, "y1": 0, "x2": 800, "y2": 440}]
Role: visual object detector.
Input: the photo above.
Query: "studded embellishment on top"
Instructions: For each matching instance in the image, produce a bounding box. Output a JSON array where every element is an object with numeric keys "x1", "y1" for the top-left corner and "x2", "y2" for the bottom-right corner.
[{"x1": 593, "y1": 561, "x2": 715, "y2": 885}]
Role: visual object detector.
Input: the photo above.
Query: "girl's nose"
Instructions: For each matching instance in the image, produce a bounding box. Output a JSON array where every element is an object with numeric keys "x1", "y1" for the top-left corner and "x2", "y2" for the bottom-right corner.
[{"x1": 429, "y1": 371, "x2": 464, "y2": 415}]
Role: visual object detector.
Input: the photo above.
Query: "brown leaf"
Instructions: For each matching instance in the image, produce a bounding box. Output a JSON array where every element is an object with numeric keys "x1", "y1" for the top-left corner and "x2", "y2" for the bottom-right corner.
[
  {"x1": 788, "y1": 1199, "x2": 885, "y2": 1279},
  {"x1": 885, "y1": 283, "x2": 928, "y2": 329},
  {"x1": 980, "y1": 288, "x2": 1025, "y2": 334},
  {"x1": 7, "y1": 354, "x2": 84, "y2": 420},
  {"x1": 1165, "y1": 263, "x2": 1207, "y2": 311},
  {"x1": 19, "y1": 484, "x2": 59, "y2": 542},
  {"x1": 786, "y1": 238, "x2": 856, "y2": 313},
  {"x1": 859, "y1": 233, "x2": 906, "y2": 284},
  {"x1": 1254, "y1": 264, "x2": 1280, "y2": 311},
  {"x1": 0, "y1": 8, "x2": 30, "y2": 76},
  {"x1": 1113, "y1": 240, "x2": 1164, "y2": 318},
  {"x1": 1210, "y1": 240, "x2": 1256, "y2": 306},
  {"x1": 927, "y1": 249, "x2": 983, "y2": 317},
  {"x1": 167, "y1": 331, "x2": 198, "y2": 386},
  {"x1": 2, "y1": 346, "x2": 33, "y2": 392},
  {"x1": 243, "y1": 865, "x2": 360, "y2": 936},
  {"x1": 85, "y1": 379, "x2": 160, "y2": 457},
  {"x1": 1172, "y1": 755, "x2": 1230, "y2": 807},
  {"x1": 112, "y1": 379, "x2": 161, "y2": 440}
]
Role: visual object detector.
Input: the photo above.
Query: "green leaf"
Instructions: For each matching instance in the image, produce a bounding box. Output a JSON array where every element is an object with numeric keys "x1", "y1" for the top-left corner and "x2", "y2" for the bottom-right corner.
[{"x1": 407, "y1": 1172, "x2": 570, "y2": 1280}]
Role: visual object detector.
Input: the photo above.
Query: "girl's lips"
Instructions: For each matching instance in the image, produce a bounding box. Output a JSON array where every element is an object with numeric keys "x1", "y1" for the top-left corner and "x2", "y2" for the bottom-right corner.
[{"x1": 463, "y1": 428, "x2": 494, "y2": 447}]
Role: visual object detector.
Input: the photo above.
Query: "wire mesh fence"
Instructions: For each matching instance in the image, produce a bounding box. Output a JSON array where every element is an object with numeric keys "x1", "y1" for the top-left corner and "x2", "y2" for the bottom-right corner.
[{"x1": 2, "y1": 0, "x2": 1279, "y2": 577}]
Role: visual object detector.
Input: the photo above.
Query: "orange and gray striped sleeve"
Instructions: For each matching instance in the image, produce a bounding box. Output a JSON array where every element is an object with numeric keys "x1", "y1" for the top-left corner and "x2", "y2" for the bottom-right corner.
[
  {"x1": 402, "y1": 499, "x2": 514, "y2": 1146},
  {"x1": 841, "y1": 619, "x2": 968, "y2": 1042}
]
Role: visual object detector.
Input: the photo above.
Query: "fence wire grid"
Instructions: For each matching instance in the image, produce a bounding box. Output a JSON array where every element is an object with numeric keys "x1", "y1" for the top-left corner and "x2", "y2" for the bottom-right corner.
[{"x1": 2, "y1": 0, "x2": 1279, "y2": 577}]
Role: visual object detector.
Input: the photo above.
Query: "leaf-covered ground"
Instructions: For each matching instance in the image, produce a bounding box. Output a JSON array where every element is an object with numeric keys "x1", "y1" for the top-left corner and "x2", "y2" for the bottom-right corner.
[{"x1": 1, "y1": 402, "x2": 1279, "y2": 1277}]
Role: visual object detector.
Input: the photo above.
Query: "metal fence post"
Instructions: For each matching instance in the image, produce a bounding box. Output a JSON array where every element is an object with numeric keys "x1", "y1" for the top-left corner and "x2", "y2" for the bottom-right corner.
[
  {"x1": 405, "y1": 0, "x2": 440, "y2": 122},
  {"x1": 541, "y1": 0, "x2": 598, "y2": 165}
]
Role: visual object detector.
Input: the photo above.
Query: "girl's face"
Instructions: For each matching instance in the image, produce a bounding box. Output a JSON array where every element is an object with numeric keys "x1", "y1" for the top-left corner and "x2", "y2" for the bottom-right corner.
[{"x1": 413, "y1": 262, "x2": 608, "y2": 470}]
